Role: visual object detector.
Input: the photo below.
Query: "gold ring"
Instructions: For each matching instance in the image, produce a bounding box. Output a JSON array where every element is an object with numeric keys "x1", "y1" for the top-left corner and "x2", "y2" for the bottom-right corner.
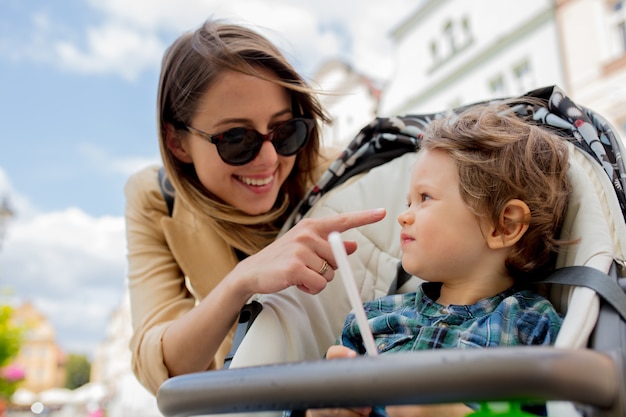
[{"x1": 318, "y1": 260, "x2": 329, "y2": 275}]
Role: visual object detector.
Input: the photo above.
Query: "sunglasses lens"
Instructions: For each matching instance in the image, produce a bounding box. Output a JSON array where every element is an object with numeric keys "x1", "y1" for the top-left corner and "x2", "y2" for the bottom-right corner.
[
  {"x1": 214, "y1": 118, "x2": 312, "y2": 166},
  {"x1": 216, "y1": 128, "x2": 260, "y2": 166},
  {"x1": 273, "y1": 119, "x2": 311, "y2": 156}
]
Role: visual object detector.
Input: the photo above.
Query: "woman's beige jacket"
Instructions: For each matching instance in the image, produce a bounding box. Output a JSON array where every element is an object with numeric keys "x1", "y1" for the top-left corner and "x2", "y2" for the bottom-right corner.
[{"x1": 125, "y1": 165, "x2": 241, "y2": 395}]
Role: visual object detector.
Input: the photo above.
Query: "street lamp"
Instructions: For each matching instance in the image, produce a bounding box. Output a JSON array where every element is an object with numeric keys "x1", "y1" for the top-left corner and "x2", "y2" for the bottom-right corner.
[{"x1": 0, "y1": 197, "x2": 14, "y2": 252}]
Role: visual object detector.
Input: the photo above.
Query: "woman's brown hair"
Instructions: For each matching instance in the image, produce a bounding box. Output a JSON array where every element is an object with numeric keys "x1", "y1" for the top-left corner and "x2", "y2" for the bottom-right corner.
[
  {"x1": 157, "y1": 19, "x2": 330, "y2": 254},
  {"x1": 422, "y1": 101, "x2": 575, "y2": 279}
]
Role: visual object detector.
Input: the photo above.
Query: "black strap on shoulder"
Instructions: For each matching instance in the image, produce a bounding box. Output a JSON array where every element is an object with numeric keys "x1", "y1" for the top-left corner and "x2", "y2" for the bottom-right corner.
[
  {"x1": 158, "y1": 166, "x2": 175, "y2": 216},
  {"x1": 539, "y1": 265, "x2": 626, "y2": 321},
  {"x1": 223, "y1": 300, "x2": 263, "y2": 369}
]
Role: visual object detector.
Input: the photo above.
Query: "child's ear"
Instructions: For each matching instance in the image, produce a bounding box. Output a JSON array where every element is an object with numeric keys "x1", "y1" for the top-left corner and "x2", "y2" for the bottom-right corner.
[
  {"x1": 486, "y1": 199, "x2": 530, "y2": 249},
  {"x1": 165, "y1": 123, "x2": 193, "y2": 163}
]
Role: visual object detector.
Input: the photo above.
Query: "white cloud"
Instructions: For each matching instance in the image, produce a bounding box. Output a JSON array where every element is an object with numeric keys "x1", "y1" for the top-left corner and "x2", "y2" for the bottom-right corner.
[
  {"x1": 9, "y1": 208, "x2": 125, "y2": 263},
  {"x1": 55, "y1": 22, "x2": 165, "y2": 82},
  {"x1": 0, "y1": 169, "x2": 126, "y2": 357},
  {"x1": 32, "y1": 12, "x2": 52, "y2": 32},
  {"x1": 77, "y1": 0, "x2": 336, "y2": 80},
  {"x1": 86, "y1": 0, "x2": 213, "y2": 31},
  {"x1": 77, "y1": 142, "x2": 161, "y2": 177},
  {"x1": 110, "y1": 157, "x2": 162, "y2": 177}
]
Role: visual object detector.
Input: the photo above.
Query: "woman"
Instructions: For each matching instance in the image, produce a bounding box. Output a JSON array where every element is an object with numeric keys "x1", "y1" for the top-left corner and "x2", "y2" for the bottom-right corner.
[{"x1": 124, "y1": 19, "x2": 385, "y2": 394}]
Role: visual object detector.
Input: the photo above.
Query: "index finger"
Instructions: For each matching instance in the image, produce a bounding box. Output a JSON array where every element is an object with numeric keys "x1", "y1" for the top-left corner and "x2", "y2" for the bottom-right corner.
[{"x1": 318, "y1": 208, "x2": 386, "y2": 235}]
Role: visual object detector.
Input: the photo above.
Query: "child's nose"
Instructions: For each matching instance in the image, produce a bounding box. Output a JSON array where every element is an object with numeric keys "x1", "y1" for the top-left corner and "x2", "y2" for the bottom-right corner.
[{"x1": 397, "y1": 210, "x2": 413, "y2": 225}]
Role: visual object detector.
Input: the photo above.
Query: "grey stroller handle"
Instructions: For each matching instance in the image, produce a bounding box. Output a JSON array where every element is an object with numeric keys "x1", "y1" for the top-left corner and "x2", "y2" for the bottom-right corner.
[{"x1": 157, "y1": 346, "x2": 622, "y2": 416}]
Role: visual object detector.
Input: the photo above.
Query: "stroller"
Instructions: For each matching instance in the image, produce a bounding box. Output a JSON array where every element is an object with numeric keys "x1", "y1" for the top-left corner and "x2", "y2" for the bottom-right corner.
[{"x1": 156, "y1": 86, "x2": 626, "y2": 417}]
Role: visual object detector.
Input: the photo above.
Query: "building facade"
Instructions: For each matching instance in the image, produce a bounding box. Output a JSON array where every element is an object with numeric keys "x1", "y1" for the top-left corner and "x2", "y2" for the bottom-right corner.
[
  {"x1": 556, "y1": 0, "x2": 626, "y2": 137},
  {"x1": 379, "y1": 0, "x2": 565, "y2": 116},
  {"x1": 313, "y1": 59, "x2": 382, "y2": 147},
  {"x1": 11, "y1": 302, "x2": 65, "y2": 393},
  {"x1": 359, "y1": 0, "x2": 626, "y2": 142}
]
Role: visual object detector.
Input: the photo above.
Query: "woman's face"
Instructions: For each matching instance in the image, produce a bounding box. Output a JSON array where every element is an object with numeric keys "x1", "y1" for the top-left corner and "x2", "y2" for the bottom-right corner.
[{"x1": 173, "y1": 68, "x2": 296, "y2": 215}]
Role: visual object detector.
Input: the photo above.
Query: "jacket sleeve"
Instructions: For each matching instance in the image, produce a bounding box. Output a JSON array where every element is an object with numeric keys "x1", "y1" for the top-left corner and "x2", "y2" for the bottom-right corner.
[{"x1": 124, "y1": 165, "x2": 195, "y2": 395}]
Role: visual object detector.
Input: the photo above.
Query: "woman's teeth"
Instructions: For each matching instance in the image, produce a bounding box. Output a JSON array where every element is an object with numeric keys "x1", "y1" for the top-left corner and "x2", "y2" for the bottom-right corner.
[{"x1": 238, "y1": 175, "x2": 273, "y2": 186}]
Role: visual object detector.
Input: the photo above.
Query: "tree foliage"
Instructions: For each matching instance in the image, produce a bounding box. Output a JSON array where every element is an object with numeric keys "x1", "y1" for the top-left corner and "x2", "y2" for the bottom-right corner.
[
  {"x1": 65, "y1": 354, "x2": 91, "y2": 390},
  {"x1": 0, "y1": 306, "x2": 21, "y2": 367},
  {"x1": 0, "y1": 305, "x2": 24, "y2": 399}
]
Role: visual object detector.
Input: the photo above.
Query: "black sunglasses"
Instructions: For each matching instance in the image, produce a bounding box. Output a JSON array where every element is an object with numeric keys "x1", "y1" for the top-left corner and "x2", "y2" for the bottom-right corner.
[{"x1": 181, "y1": 118, "x2": 315, "y2": 166}]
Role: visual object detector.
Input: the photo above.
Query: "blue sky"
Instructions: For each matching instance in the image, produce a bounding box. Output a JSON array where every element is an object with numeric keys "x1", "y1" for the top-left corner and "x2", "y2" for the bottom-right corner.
[{"x1": 0, "y1": 0, "x2": 416, "y2": 357}]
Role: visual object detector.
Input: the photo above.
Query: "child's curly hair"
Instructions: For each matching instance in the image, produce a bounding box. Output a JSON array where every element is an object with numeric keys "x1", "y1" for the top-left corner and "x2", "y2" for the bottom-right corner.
[{"x1": 422, "y1": 100, "x2": 575, "y2": 280}]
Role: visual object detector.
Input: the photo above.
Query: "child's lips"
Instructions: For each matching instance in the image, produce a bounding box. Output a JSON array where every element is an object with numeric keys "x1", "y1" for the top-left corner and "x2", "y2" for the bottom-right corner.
[{"x1": 400, "y1": 233, "x2": 414, "y2": 245}]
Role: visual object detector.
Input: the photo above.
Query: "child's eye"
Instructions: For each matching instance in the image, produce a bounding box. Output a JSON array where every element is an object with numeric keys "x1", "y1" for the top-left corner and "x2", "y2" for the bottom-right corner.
[{"x1": 420, "y1": 193, "x2": 431, "y2": 202}]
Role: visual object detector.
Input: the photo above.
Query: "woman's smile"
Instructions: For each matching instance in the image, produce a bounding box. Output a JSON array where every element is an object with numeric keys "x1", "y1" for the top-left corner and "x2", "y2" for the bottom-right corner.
[{"x1": 236, "y1": 173, "x2": 275, "y2": 187}]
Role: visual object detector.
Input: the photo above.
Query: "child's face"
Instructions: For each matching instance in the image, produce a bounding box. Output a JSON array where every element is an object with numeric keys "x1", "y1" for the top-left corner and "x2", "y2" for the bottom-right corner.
[{"x1": 397, "y1": 149, "x2": 493, "y2": 284}]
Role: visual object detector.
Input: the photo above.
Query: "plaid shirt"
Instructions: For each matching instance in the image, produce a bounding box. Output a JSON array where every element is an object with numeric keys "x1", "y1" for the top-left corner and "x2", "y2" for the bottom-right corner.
[{"x1": 341, "y1": 282, "x2": 563, "y2": 354}]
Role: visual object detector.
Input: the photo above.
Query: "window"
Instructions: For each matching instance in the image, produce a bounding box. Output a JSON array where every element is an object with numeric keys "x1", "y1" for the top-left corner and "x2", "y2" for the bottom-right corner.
[
  {"x1": 488, "y1": 75, "x2": 506, "y2": 97},
  {"x1": 430, "y1": 41, "x2": 438, "y2": 62},
  {"x1": 512, "y1": 59, "x2": 534, "y2": 93},
  {"x1": 443, "y1": 20, "x2": 456, "y2": 54},
  {"x1": 429, "y1": 16, "x2": 473, "y2": 70},
  {"x1": 461, "y1": 16, "x2": 471, "y2": 38},
  {"x1": 610, "y1": 1, "x2": 626, "y2": 57}
]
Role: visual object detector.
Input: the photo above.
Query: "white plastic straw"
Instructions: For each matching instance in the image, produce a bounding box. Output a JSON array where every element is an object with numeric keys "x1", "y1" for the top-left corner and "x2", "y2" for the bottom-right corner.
[{"x1": 328, "y1": 231, "x2": 378, "y2": 356}]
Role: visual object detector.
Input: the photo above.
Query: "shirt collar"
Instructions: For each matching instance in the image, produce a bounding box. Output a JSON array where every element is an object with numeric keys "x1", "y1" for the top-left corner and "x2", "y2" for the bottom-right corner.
[{"x1": 416, "y1": 282, "x2": 518, "y2": 319}]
